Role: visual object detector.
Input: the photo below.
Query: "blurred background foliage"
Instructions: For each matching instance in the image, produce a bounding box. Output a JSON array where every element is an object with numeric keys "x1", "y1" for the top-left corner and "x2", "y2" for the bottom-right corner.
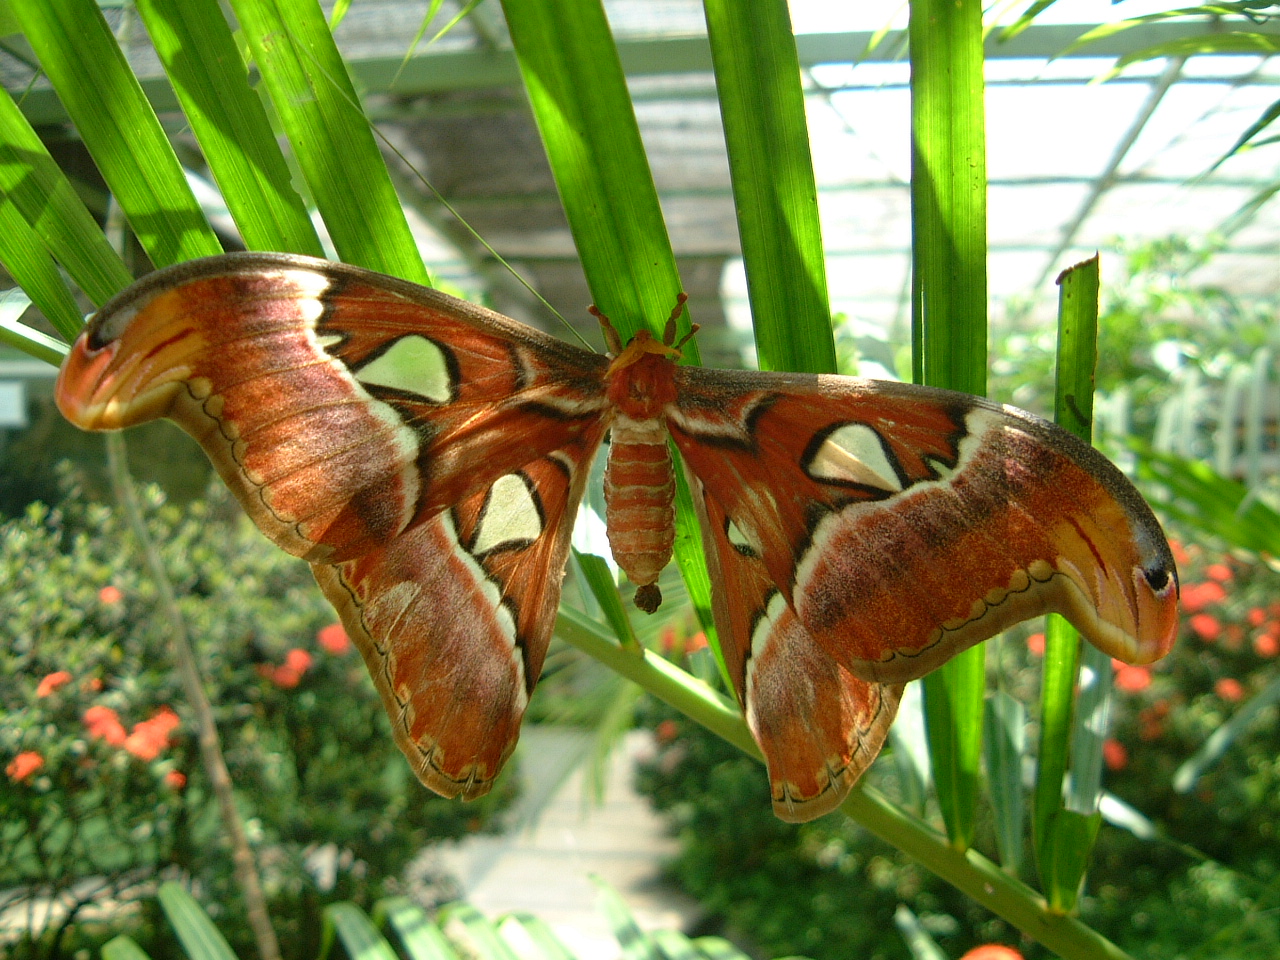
[{"x1": 1, "y1": 471, "x2": 514, "y2": 960}]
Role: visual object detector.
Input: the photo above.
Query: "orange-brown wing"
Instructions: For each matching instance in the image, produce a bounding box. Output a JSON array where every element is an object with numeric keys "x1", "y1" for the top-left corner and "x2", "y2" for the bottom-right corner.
[
  {"x1": 690, "y1": 469, "x2": 902, "y2": 821},
  {"x1": 313, "y1": 440, "x2": 604, "y2": 799},
  {"x1": 56, "y1": 252, "x2": 610, "y2": 564},
  {"x1": 56, "y1": 252, "x2": 612, "y2": 799},
  {"x1": 670, "y1": 368, "x2": 1179, "y2": 685}
]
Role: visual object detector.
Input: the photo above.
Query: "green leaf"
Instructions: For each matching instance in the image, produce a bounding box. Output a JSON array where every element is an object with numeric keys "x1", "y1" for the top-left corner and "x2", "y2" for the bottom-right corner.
[
  {"x1": 909, "y1": 0, "x2": 989, "y2": 852},
  {"x1": 0, "y1": 189, "x2": 82, "y2": 341},
  {"x1": 322, "y1": 902, "x2": 402, "y2": 960},
  {"x1": 101, "y1": 936, "x2": 154, "y2": 960},
  {"x1": 133, "y1": 0, "x2": 325, "y2": 257},
  {"x1": 498, "y1": 0, "x2": 690, "y2": 349},
  {"x1": 592, "y1": 876, "x2": 661, "y2": 960},
  {"x1": 14, "y1": 0, "x2": 222, "y2": 267},
  {"x1": 573, "y1": 549, "x2": 638, "y2": 649},
  {"x1": 496, "y1": 913, "x2": 577, "y2": 960},
  {"x1": 373, "y1": 896, "x2": 463, "y2": 960},
  {"x1": 702, "y1": 0, "x2": 834, "y2": 375},
  {"x1": 227, "y1": 0, "x2": 430, "y2": 282},
  {"x1": 893, "y1": 904, "x2": 948, "y2": 960},
  {"x1": 0, "y1": 288, "x2": 69, "y2": 365},
  {"x1": 500, "y1": 0, "x2": 717, "y2": 658},
  {"x1": 1172, "y1": 671, "x2": 1280, "y2": 793},
  {"x1": 437, "y1": 902, "x2": 521, "y2": 960},
  {"x1": 983, "y1": 691, "x2": 1027, "y2": 873},
  {"x1": 0, "y1": 85, "x2": 133, "y2": 305},
  {"x1": 1134, "y1": 443, "x2": 1280, "y2": 555},
  {"x1": 156, "y1": 882, "x2": 239, "y2": 960}
]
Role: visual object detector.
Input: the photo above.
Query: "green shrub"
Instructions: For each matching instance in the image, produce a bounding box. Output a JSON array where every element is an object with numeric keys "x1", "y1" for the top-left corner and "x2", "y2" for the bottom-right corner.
[{"x1": 1, "y1": 472, "x2": 514, "y2": 960}]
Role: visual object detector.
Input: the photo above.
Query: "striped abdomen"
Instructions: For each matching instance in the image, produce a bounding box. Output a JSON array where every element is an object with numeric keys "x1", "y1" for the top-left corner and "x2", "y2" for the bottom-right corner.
[{"x1": 605, "y1": 414, "x2": 675, "y2": 612}]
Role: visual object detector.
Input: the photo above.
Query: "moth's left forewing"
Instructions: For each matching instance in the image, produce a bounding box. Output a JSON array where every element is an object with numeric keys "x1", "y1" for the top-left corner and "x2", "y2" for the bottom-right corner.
[{"x1": 670, "y1": 369, "x2": 1178, "y2": 686}]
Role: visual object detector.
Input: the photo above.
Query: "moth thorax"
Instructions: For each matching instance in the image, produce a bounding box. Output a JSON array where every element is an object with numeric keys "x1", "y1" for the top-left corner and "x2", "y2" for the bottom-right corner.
[{"x1": 604, "y1": 415, "x2": 675, "y2": 613}]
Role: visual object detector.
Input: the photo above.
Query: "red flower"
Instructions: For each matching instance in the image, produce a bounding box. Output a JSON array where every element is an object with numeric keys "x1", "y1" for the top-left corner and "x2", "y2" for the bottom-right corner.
[
  {"x1": 164, "y1": 770, "x2": 187, "y2": 790},
  {"x1": 1254, "y1": 632, "x2": 1279, "y2": 657},
  {"x1": 316, "y1": 623, "x2": 351, "y2": 655},
  {"x1": 1189, "y1": 614, "x2": 1221, "y2": 642},
  {"x1": 959, "y1": 946, "x2": 1024, "y2": 960},
  {"x1": 1169, "y1": 539, "x2": 1190, "y2": 567},
  {"x1": 1215, "y1": 678, "x2": 1246, "y2": 702},
  {"x1": 685, "y1": 632, "x2": 708, "y2": 654},
  {"x1": 659, "y1": 626, "x2": 677, "y2": 655},
  {"x1": 6, "y1": 751, "x2": 44, "y2": 782},
  {"x1": 36, "y1": 671, "x2": 73, "y2": 698},
  {"x1": 1102, "y1": 738, "x2": 1128, "y2": 771},
  {"x1": 258, "y1": 648, "x2": 313, "y2": 689},
  {"x1": 1114, "y1": 664, "x2": 1152, "y2": 693},
  {"x1": 98, "y1": 585, "x2": 123, "y2": 604},
  {"x1": 1181, "y1": 582, "x2": 1226, "y2": 613},
  {"x1": 124, "y1": 707, "x2": 180, "y2": 761},
  {"x1": 1026, "y1": 632, "x2": 1046, "y2": 656},
  {"x1": 83, "y1": 705, "x2": 128, "y2": 746},
  {"x1": 655, "y1": 719, "x2": 679, "y2": 743},
  {"x1": 1205, "y1": 563, "x2": 1233, "y2": 583},
  {"x1": 1248, "y1": 607, "x2": 1266, "y2": 627}
]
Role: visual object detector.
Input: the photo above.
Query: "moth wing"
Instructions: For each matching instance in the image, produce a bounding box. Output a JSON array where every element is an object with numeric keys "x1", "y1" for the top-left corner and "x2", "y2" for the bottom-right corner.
[
  {"x1": 690, "y1": 471, "x2": 902, "y2": 822},
  {"x1": 313, "y1": 439, "x2": 604, "y2": 799},
  {"x1": 56, "y1": 252, "x2": 610, "y2": 565},
  {"x1": 56, "y1": 252, "x2": 612, "y2": 798},
  {"x1": 671, "y1": 369, "x2": 1178, "y2": 684}
]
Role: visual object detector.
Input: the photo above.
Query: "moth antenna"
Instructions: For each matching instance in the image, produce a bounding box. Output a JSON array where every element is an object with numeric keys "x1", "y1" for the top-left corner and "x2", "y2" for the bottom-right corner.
[
  {"x1": 591, "y1": 305, "x2": 625, "y2": 355},
  {"x1": 674, "y1": 324, "x2": 700, "y2": 351},
  {"x1": 662, "y1": 292, "x2": 690, "y2": 346}
]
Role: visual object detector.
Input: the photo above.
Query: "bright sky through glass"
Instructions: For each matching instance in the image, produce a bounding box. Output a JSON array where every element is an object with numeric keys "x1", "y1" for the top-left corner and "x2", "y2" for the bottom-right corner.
[{"x1": 714, "y1": 0, "x2": 1280, "y2": 368}]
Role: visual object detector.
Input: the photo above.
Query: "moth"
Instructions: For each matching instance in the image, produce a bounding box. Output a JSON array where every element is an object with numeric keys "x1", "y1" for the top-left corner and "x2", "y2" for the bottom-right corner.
[{"x1": 56, "y1": 253, "x2": 1179, "y2": 822}]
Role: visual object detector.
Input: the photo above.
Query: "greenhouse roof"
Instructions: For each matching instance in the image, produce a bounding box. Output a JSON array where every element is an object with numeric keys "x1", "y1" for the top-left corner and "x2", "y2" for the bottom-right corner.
[{"x1": 3, "y1": 0, "x2": 1278, "y2": 368}]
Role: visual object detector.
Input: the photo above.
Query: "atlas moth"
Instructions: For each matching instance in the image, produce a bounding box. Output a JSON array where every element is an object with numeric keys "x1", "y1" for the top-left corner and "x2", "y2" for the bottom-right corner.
[{"x1": 55, "y1": 253, "x2": 1179, "y2": 822}]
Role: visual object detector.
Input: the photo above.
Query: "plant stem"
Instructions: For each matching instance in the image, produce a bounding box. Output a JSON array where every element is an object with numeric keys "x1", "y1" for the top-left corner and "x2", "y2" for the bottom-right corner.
[{"x1": 105, "y1": 432, "x2": 281, "y2": 960}]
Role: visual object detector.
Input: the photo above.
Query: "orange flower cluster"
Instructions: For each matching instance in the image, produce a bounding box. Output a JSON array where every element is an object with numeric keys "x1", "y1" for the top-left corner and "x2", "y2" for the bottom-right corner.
[
  {"x1": 257, "y1": 648, "x2": 313, "y2": 688},
  {"x1": 83, "y1": 704, "x2": 180, "y2": 760},
  {"x1": 6, "y1": 751, "x2": 44, "y2": 782},
  {"x1": 959, "y1": 946, "x2": 1023, "y2": 960},
  {"x1": 36, "y1": 671, "x2": 73, "y2": 697},
  {"x1": 316, "y1": 623, "x2": 352, "y2": 655}
]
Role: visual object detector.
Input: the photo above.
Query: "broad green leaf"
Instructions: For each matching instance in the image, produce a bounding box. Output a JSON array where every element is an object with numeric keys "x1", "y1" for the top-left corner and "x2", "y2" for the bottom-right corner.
[
  {"x1": 0, "y1": 85, "x2": 132, "y2": 305},
  {"x1": 101, "y1": 936, "x2": 154, "y2": 960},
  {"x1": 496, "y1": 913, "x2": 577, "y2": 960},
  {"x1": 500, "y1": 0, "x2": 717, "y2": 656},
  {"x1": 983, "y1": 691, "x2": 1027, "y2": 873},
  {"x1": 322, "y1": 902, "x2": 401, "y2": 960},
  {"x1": 1134, "y1": 443, "x2": 1280, "y2": 555},
  {"x1": 0, "y1": 191, "x2": 82, "y2": 341},
  {"x1": 592, "y1": 876, "x2": 661, "y2": 960},
  {"x1": 909, "y1": 0, "x2": 989, "y2": 851},
  {"x1": 228, "y1": 0, "x2": 430, "y2": 283},
  {"x1": 134, "y1": 0, "x2": 325, "y2": 257},
  {"x1": 157, "y1": 882, "x2": 239, "y2": 960},
  {"x1": 702, "y1": 0, "x2": 834, "y2": 374},
  {"x1": 14, "y1": 0, "x2": 222, "y2": 268},
  {"x1": 373, "y1": 896, "x2": 463, "y2": 960},
  {"x1": 438, "y1": 903, "x2": 521, "y2": 960}
]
